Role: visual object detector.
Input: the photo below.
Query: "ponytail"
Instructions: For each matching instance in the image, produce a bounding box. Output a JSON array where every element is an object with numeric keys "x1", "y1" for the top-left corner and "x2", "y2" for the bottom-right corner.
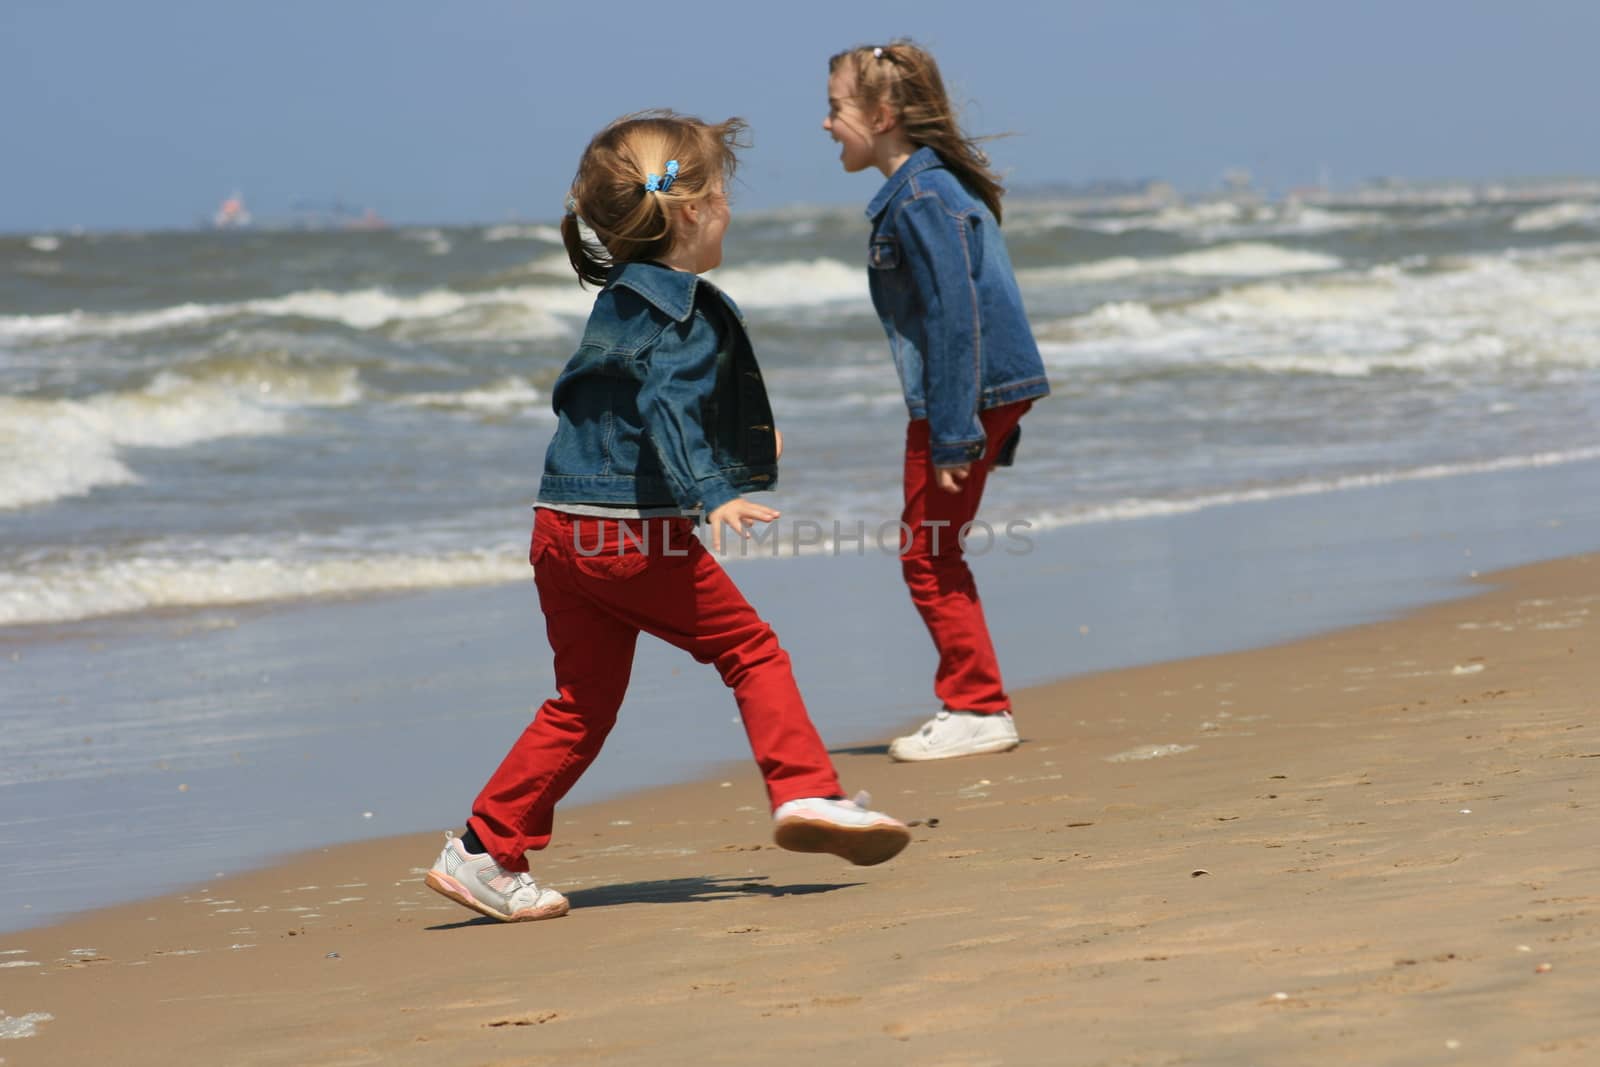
[
  {"x1": 561, "y1": 204, "x2": 610, "y2": 288},
  {"x1": 560, "y1": 111, "x2": 748, "y2": 287}
]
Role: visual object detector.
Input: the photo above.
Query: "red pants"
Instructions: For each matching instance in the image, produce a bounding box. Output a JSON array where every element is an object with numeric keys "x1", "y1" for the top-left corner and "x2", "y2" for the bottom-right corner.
[
  {"x1": 467, "y1": 509, "x2": 842, "y2": 871},
  {"x1": 901, "y1": 401, "x2": 1031, "y2": 717}
]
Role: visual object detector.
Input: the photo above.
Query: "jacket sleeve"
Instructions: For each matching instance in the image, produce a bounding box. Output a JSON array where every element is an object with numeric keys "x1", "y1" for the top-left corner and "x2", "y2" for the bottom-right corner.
[
  {"x1": 897, "y1": 192, "x2": 986, "y2": 468},
  {"x1": 636, "y1": 312, "x2": 743, "y2": 516}
]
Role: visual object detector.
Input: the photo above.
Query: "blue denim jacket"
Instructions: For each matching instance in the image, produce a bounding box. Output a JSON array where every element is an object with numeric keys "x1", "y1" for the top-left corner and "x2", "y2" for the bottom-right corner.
[
  {"x1": 867, "y1": 146, "x2": 1051, "y2": 467},
  {"x1": 538, "y1": 261, "x2": 778, "y2": 514}
]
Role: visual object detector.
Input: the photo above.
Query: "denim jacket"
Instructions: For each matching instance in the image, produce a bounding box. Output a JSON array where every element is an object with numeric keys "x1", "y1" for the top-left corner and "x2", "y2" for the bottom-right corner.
[
  {"x1": 867, "y1": 146, "x2": 1051, "y2": 467},
  {"x1": 538, "y1": 261, "x2": 778, "y2": 515}
]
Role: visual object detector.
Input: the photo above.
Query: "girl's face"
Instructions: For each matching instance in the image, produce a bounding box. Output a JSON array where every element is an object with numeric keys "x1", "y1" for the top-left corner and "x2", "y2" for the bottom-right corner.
[{"x1": 823, "y1": 66, "x2": 880, "y2": 173}]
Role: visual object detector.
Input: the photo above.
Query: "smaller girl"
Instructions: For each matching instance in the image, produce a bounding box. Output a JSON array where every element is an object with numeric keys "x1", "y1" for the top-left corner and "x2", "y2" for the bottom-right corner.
[
  {"x1": 425, "y1": 111, "x2": 910, "y2": 924},
  {"x1": 823, "y1": 41, "x2": 1051, "y2": 761}
]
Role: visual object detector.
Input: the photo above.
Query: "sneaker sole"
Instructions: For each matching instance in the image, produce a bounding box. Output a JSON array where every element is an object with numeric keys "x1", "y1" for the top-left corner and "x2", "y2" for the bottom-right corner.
[
  {"x1": 773, "y1": 816, "x2": 911, "y2": 866},
  {"x1": 888, "y1": 736, "x2": 1020, "y2": 762},
  {"x1": 424, "y1": 869, "x2": 570, "y2": 923}
]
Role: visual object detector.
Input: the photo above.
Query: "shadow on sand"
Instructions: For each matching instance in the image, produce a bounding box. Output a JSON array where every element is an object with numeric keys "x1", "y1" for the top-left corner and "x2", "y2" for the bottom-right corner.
[{"x1": 427, "y1": 874, "x2": 862, "y2": 928}]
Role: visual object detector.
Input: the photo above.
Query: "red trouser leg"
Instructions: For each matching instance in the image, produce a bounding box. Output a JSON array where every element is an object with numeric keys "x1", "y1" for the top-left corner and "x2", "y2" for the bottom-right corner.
[
  {"x1": 900, "y1": 402, "x2": 1030, "y2": 717},
  {"x1": 469, "y1": 510, "x2": 841, "y2": 871}
]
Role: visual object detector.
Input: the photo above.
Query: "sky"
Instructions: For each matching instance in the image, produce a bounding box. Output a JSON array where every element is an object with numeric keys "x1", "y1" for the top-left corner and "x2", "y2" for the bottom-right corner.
[{"x1": 3, "y1": 0, "x2": 1598, "y2": 232}]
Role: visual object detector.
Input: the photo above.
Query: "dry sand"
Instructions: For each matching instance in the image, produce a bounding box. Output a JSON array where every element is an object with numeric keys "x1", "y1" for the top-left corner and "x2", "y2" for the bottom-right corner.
[{"x1": 2, "y1": 554, "x2": 1597, "y2": 1065}]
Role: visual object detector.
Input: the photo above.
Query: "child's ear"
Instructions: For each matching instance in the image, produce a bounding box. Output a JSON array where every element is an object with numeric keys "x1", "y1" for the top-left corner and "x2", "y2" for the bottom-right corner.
[
  {"x1": 872, "y1": 101, "x2": 898, "y2": 134},
  {"x1": 678, "y1": 198, "x2": 702, "y2": 227}
]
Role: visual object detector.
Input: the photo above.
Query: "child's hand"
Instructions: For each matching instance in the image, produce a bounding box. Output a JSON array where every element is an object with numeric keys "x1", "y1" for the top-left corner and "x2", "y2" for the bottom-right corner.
[
  {"x1": 936, "y1": 463, "x2": 972, "y2": 494},
  {"x1": 774, "y1": 427, "x2": 783, "y2": 461},
  {"x1": 707, "y1": 497, "x2": 780, "y2": 552}
]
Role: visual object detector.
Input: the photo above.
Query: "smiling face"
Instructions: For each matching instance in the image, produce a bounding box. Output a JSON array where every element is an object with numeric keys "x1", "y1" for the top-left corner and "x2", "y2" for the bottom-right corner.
[{"x1": 823, "y1": 66, "x2": 881, "y2": 174}]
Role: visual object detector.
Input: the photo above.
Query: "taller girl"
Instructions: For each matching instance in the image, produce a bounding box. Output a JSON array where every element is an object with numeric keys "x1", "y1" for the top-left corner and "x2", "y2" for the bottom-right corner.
[{"x1": 824, "y1": 41, "x2": 1050, "y2": 761}]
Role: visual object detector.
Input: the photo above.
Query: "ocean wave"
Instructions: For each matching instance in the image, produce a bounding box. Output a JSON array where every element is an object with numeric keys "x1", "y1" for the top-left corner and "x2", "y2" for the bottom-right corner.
[
  {"x1": 245, "y1": 286, "x2": 593, "y2": 333},
  {"x1": 0, "y1": 259, "x2": 863, "y2": 346},
  {"x1": 715, "y1": 444, "x2": 1600, "y2": 562},
  {"x1": 397, "y1": 376, "x2": 552, "y2": 415},
  {"x1": 1020, "y1": 447, "x2": 1600, "y2": 532},
  {"x1": 8, "y1": 442, "x2": 1599, "y2": 625},
  {"x1": 0, "y1": 285, "x2": 595, "y2": 345},
  {"x1": 0, "y1": 547, "x2": 527, "y2": 627},
  {"x1": 0, "y1": 303, "x2": 219, "y2": 342},
  {"x1": 483, "y1": 223, "x2": 564, "y2": 243},
  {"x1": 399, "y1": 228, "x2": 452, "y2": 255},
  {"x1": 703, "y1": 257, "x2": 867, "y2": 309},
  {"x1": 1038, "y1": 246, "x2": 1600, "y2": 375},
  {"x1": 0, "y1": 367, "x2": 359, "y2": 510},
  {"x1": 1037, "y1": 203, "x2": 1384, "y2": 239},
  {"x1": 1511, "y1": 200, "x2": 1600, "y2": 233},
  {"x1": 1021, "y1": 242, "x2": 1343, "y2": 285}
]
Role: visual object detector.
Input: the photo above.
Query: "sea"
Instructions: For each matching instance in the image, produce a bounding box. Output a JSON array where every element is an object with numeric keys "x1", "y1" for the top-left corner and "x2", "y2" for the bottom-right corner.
[{"x1": 4, "y1": 189, "x2": 1600, "y2": 930}]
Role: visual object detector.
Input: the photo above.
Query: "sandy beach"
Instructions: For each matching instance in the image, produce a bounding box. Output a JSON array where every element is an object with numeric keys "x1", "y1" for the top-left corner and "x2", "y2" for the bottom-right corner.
[{"x1": 3, "y1": 551, "x2": 1595, "y2": 1065}]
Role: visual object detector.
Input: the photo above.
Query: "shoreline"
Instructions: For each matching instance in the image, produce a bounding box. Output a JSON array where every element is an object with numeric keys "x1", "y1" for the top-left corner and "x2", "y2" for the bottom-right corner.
[
  {"x1": 3, "y1": 551, "x2": 1597, "y2": 1063},
  {"x1": 6, "y1": 455, "x2": 1600, "y2": 935}
]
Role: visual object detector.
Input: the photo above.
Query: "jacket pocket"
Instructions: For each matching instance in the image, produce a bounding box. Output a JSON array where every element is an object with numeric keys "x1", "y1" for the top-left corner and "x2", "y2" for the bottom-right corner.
[{"x1": 868, "y1": 235, "x2": 901, "y2": 270}]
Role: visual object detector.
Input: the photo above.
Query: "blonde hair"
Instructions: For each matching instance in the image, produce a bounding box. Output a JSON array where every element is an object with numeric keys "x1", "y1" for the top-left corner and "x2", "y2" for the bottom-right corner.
[
  {"x1": 560, "y1": 110, "x2": 749, "y2": 287},
  {"x1": 829, "y1": 40, "x2": 1006, "y2": 223}
]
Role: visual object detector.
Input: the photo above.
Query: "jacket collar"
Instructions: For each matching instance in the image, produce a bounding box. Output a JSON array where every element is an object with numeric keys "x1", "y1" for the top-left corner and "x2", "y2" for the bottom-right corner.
[
  {"x1": 866, "y1": 146, "x2": 942, "y2": 220},
  {"x1": 606, "y1": 260, "x2": 701, "y2": 323}
]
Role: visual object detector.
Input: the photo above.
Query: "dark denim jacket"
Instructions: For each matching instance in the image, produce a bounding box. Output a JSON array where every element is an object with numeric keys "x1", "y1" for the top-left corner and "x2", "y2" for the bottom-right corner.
[
  {"x1": 538, "y1": 261, "x2": 778, "y2": 514},
  {"x1": 867, "y1": 146, "x2": 1051, "y2": 467}
]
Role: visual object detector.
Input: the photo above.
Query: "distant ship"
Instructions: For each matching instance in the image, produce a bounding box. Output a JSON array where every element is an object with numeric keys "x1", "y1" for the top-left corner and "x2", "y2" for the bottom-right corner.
[{"x1": 213, "y1": 192, "x2": 252, "y2": 229}]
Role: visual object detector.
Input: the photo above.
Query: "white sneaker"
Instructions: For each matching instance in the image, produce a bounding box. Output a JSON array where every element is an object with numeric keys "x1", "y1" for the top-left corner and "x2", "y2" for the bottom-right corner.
[
  {"x1": 772, "y1": 792, "x2": 911, "y2": 866},
  {"x1": 424, "y1": 833, "x2": 570, "y2": 922},
  {"x1": 888, "y1": 710, "x2": 1020, "y2": 762}
]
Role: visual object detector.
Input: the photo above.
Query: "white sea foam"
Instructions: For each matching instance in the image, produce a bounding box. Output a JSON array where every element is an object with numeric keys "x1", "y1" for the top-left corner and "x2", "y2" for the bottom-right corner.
[
  {"x1": 1019, "y1": 446, "x2": 1600, "y2": 533},
  {"x1": 0, "y1": 261, "x2": 860, "y2": 347},
  {"x1": 0, "y1": 368, "x2": 359, "y2": 511},
  {"x1": 483, "y1": 224, "x2": 563, "y2": 243},
  {"x1": 0, "y1": 1009, "x2": 54, "y2": 1038},
  {"x1": 400, "y1": 228, "x2": 452, "y2": 255},
  {"x1": 705, "y1": 257, "x2": 866, "y2": 309},
  {"x1": 1511, "y1": 200, "x2": 1600, "y2": 232},
  {"x1": 1022, "y1": 243, "x2": 1343, "y2": 285},
  {"x1": 0, "y1": 254, "x2": 868, "y2": 348},
  {"x1": 398, "y1": 376, "x2": 551, "y2": 415},
  {"x1": 711, "y1": 444, "x2": 1600, "y2": 564},
  {"x1": 1080, "y1": 201, "x2": 1245, "y2": 235},
  {"x1": 28, "y1": 235, "x2": 62, "y2": 252},
  {"x1": 1104, "y1": 743, "x2": 1197, "y2": 762},
  {"x1": 244, "y1": 286, "x2": 581, "y2": 332},
  {"x1": 0, "y1": 546, "x2": 528, "y2": 627},
  {"x1": 1057, "y1": 301, "x2": 1165, "y2": 338},
  {"x1": 6, "y1": 442, "x2": 1598, "y2": 625},
  {"x1": 1039, "y1": 245, "x2": 1600, "y2": 376},
  {"x1": 384, "y1": 297, "x2": 574, "y2": 343},
  {"x1": 0, "y1": 303, "x2": 219, "y2": 341},
  {"x1": 1060, "y1": 203, "x2": 1382, "y2": 239},
  {"x1": 0, "y1": 285, "x2": 594, "y2": 345}
]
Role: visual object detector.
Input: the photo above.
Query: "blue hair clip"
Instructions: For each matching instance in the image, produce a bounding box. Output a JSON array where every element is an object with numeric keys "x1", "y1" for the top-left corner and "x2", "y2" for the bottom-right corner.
[{"x1": 646, "y1": 160, "x2": 680, "y2": 194}]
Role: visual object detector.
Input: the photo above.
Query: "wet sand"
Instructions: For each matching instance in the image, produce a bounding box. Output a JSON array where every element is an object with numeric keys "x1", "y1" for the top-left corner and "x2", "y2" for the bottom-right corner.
[{"x1": 3, "y1": 553, "x2": 1597, "y2": 1064}]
